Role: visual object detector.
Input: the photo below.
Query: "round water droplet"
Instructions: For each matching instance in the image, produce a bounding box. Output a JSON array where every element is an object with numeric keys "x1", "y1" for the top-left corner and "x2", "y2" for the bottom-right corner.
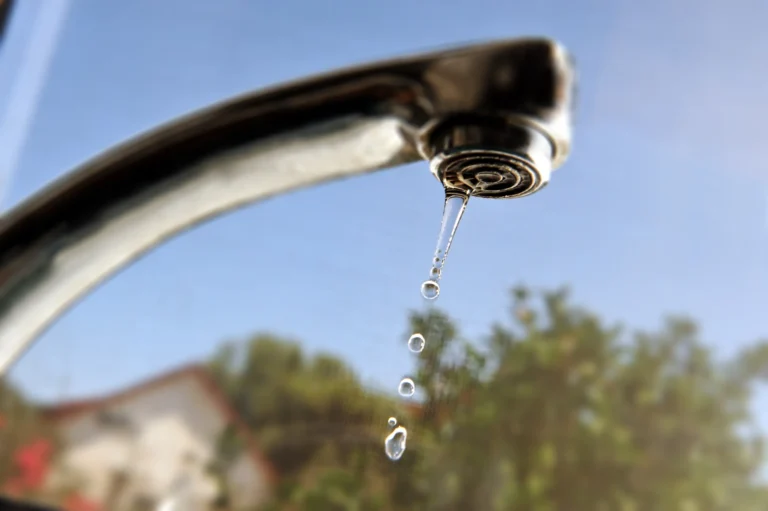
[
  {"x1": 421, "y1": 280, "x2": 440, "y2": 300},
  {"x1": 429, "y1": 266, "x2": 441, "y2": 279},
  {"x1": 408, "y1": 334, "x2": 425, "y2": 353},
  {"x1": 398, "y1": 377, "x2": 416, "y2": 397},
  {"x1": 384, "y1": 426, "x2": 408, "y2": 461},
  {"x1": 387, "y1": 417, "x2": 397, "y2": 427}
]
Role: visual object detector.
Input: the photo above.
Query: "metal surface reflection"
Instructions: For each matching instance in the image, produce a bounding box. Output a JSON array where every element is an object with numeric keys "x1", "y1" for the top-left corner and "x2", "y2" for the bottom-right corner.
[{"x1": 0, "y1": 38, "x2": 575, "y2": 375}]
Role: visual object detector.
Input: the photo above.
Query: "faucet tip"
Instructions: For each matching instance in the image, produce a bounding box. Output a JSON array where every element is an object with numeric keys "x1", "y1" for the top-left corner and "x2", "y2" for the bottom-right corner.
[
  {"x1": 422, "y1": 116, "x2": 555, "y2": 199},
  {"x1": 430, "y1": 148, "x2": 548, "y2": 199}
]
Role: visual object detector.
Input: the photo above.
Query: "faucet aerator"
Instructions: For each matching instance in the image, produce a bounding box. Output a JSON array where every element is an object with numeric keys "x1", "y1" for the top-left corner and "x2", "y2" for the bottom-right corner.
[{"x1": 423, "y1": 117, "x2": 555, "y2": 199}]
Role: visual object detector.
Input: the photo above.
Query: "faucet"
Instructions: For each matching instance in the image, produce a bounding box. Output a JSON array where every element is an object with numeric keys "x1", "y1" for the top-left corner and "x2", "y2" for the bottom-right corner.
[{"x1": 0, "y1": 37, "x2": 575, "y2": 375}]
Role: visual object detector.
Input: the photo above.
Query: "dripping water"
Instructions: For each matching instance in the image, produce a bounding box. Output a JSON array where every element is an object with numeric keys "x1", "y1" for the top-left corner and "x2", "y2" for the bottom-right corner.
[
  {"x1": 385, "y1": 425, "x2": 408, "y2": 461},
  {"x1": 398, "y1": 377, "x2": 415, "y2": 397},
  {"x1": 408, "y1": 333, "x2": 425, "y2": 353},
  {"x1": 420, "y1": 191, "x2": 470, "y2": 300},
  {"x1": 386, "y1": 189, "x2": 470, "y2": 461}
]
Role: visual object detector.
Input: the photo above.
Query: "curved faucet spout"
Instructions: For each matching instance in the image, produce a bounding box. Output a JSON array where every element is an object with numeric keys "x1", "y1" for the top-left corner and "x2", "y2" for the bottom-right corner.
[{"x1": 0, "y1": 38, "x2": 576, "y2": 374}]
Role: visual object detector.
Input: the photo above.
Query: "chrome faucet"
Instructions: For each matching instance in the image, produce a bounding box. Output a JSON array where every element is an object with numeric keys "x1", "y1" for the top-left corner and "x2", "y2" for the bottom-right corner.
[{"x1": 0, "y1": 38, "x2": 576, "y2": 374}]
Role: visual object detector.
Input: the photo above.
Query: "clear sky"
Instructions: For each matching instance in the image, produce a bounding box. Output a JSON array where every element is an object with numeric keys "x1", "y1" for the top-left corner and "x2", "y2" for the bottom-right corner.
[{"x1": 1, "y1": 0, "x2": 767, "y2": 427}]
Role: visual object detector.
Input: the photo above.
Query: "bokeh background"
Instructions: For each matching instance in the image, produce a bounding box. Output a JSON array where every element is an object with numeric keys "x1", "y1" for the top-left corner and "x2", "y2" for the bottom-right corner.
[{"x1": 1, "y1": 1, "x2": 767, "y2": 510}]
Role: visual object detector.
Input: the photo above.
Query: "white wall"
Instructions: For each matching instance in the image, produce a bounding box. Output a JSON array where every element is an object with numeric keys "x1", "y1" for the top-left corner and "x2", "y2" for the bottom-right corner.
[
  {"x1": 228, "y1": 453, "x2": 271, "y2": 510},
  {"x1": 50, "y1": 374, "x2": 271, "y2": 510}
]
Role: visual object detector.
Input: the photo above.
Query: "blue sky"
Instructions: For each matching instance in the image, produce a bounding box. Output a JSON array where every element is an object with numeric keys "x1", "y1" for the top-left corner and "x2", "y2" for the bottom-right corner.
[{"x1": 1, "y1": 0, "x2": 767, "y2": 424}]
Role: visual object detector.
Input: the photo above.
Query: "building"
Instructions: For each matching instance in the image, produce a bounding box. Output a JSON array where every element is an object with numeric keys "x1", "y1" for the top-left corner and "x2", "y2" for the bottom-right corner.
[{"x1": 42, "y1": 365, "x2": 275, "y2": 511}]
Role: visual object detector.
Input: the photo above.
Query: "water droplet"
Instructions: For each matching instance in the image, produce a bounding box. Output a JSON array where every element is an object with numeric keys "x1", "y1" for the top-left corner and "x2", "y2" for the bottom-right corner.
[
  {"x1": 425, "y1": 191, "x2": 469, "y2": 284},
  {"x1": 384, "y1": 425, "x2": 408, "y2": 461},
  {"x1": 429, "y1": 266, "x2": 441, "y2": 279},
  {"x1": 408, "y1": 334, "x2": 425, "y2": 353},
  {"x1": 387, "y1": 417, "x2": 397, "y2": 427},
  {"x1": 398, "y1": 377, "x2": 415, "y2": 397},
  {"x1": 420, "y1": 280, "x2": 440, "y2": 300}
]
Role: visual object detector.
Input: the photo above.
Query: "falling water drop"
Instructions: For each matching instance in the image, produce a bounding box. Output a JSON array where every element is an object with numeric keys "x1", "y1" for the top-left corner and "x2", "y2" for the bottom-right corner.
[
  {"x1": 420, "y1": 280, "x2": 440, "y2": 300},
  {"x1": 398, "y1": 377, "x2": 416, "y2": 397},
  {"x1": 384, "y1": 425, "x2": 408, "y2": 461},
  {"x1": 407, "y1": 333, "x2": 425, "y2": 353},
  {"x1": 421, "y1": 191, "x2": 469, "y2": 298},
  {"x1": 432, "y1": 191, "x2": 469, "y2": 270},
  {"x1": 390, "y1": 191, "x2": 469, "y2": 459}
]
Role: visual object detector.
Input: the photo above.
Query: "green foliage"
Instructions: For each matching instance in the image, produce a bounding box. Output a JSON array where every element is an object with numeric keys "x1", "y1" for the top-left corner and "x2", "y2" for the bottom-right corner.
[{"x1": 211, "y1": 286, "x2": 768, "y2": 511}]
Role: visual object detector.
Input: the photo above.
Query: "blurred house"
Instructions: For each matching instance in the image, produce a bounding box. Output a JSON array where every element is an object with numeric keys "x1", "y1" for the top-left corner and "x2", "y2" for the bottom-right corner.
[{"x1": 41, "y1": 365, "x2": 275, "y2": 511}]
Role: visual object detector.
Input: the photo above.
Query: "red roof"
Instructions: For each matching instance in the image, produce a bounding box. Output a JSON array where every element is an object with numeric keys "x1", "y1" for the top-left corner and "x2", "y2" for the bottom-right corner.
[{"x1": 42, "y1": 364, "x2": 277, "y2": 486}]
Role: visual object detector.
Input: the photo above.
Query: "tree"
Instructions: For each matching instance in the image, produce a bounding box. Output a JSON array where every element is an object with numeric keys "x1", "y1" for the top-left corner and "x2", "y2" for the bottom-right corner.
[
  {"x1": 211, "y1": 286, "x2": 768, "y2": 511},
  {"x1": 209, "y1": 335, "x2": 407, "y2": 509},
  {"x1": 404, "y1": 286, "x2": 768, "y2": 511}
]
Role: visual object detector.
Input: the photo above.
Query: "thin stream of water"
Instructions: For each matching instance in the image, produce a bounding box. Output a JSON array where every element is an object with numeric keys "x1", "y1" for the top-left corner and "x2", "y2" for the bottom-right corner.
[
  {"x1": 420, "y1": 191, "x2": 470, "y2": 300},
  {"x1": 385, "y1": 190, "x2": 470, "y2": 461}
]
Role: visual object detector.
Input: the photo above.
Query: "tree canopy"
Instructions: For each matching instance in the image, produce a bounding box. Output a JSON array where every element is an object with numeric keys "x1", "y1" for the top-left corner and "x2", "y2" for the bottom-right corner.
[{"x1": 210, "y1": 285, "x2": 768, "y2": 511}]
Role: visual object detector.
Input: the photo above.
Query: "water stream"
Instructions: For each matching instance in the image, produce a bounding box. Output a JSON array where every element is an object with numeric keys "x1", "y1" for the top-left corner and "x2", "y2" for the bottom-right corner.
[{"x1": 385, "y1": 190, "x2": 470, "y2": 461}]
